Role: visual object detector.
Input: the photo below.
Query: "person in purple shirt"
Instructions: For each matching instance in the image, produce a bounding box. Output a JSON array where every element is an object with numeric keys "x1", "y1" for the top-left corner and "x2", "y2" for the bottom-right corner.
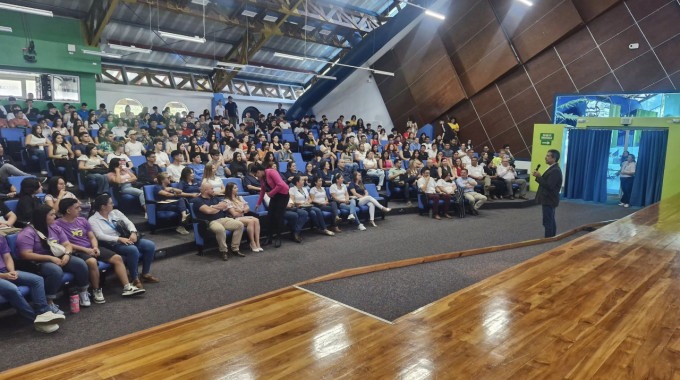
[
  {"x1": 255, "y1": 162, "x2": 290, "y2": 248},
  {"x1": 55, "y1": 199, "x2": 145, "y2": 303},
  {"x1": 0, "y1": 235, "x2": 65, "y2": 333},
  {"x1": 17, "y1": 205, "x2": 90, "y2": 313}
]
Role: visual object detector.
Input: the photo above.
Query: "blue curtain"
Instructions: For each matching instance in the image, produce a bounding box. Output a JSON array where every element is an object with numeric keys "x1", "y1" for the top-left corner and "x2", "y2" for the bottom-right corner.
[
  {"x1": 630, "y1": 130, "x2": 668, "y2": 207},
  {"x1": 564, "y1": 129, "x2": 612, "y2": 203}
]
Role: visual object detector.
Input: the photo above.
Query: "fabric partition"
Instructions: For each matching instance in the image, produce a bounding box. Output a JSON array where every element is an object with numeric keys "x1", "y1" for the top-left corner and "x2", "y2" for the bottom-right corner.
[
  {"x1": 564, "y1": 128, "x2": 612, "y2": 203},
  {"x1": 630, "y1": 130, "x2": 668, "y2": 207},
  {"x1": 418, "y1": 124, "x2": 434, "y2": 140}
]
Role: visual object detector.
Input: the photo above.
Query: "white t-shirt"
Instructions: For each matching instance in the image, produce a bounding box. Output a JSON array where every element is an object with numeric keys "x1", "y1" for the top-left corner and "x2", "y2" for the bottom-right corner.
[
  {"x1": 78, "y1": 155, "x2": 105, "y2": 169},
  {"x1": 280, "y1": 121, "x2": 291, "y2": 129},
  {"x1": 106, "y1": 152, "x2": 130, "y2": 164},
  {"x1": 289, "y1": 186, "x2": 310, "y2": 204},
  {"x1": 436, "y1": 179, "x2": 456, "y2": 194},
  {"x1": 111, "y1": 126, "x2": 127, "y2": 138},
  {"x1": 417, "y1": 176, "x2": 436, "y2": 194},
  {"x1": 329, "y1": 183, "x2": 347, "y2": 202},
  {"x1": 310, "y1": 187, "x2": 328, "y2": 204},
  {"x1": 166, "y1": 164, "x2": 184, "y2": 183},
  {"x1": 467, "y1": 164, "x2": 485, "y2": 179},
  {"x1": 202, "y1": 176, "x2": 223, "y2": 192},
  {"x1": 215, "y1": 104, "x2": 225, "y2": 117},
  {"x1": 155, "y1": 151, "x2": 171, "y2": 168},
  {"x1": 125, "y1": 141, "x2": 145, "y2": 156}
]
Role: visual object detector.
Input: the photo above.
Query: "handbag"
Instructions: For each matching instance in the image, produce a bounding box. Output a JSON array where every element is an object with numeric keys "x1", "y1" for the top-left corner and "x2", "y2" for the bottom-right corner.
[
  {"x1": 113, "y1": 219, "x2": 136, "y2": 239},
  {"x1": 32, "y1": 226, "x2": 67, "y2": 257}
]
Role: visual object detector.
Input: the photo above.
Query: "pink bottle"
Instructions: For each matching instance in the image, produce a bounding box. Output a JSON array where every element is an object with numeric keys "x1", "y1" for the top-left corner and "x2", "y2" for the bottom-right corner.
[{"x1": 70, "y1": 293, "x2": 80, "y2": 314}]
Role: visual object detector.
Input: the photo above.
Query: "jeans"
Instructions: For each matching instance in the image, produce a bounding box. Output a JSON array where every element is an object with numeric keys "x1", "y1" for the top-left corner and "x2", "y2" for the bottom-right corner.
[
  {"x1": 303, "y1": 206, "x2": 327, "y2": 230},
  {"x1": 158, "y1": 198, "x2": 188, "y2": 214},
  {"x1": 30, "y1": 147, "x2": 49, "y2": 172},
  {"x1": 109, "y1": 238, "x2": 156, "y2": 280},
  {"x1": 366, "y1": 169, "x2": 385, "y2": 187},
  {"x1": 335, "y1": 200, "x2": 359, "y2": 225},
  {"x1": 52, "y1": 158, "x2": 77, "y2": 183},
  {"x1": 0, "y1": 270, "x2": 49, "y2": 321},
  {"x1": 120, "y1": 183, "x2": 145, "y2": 206},
  {"x1": 542, "y1": 204, "x2": 557, "y2": 238},
  {"x1": 38, "y1": 256, "x2": 89, "y2": 299},
  {"x1": 0, "y1": 163, "x2": 30, "y2": 181},
  {"x1": 284, "y1": 209, "x2": 308, "y2": 233},
  {"x1": 85, "y1": 173, "x2": 109, "y2": 195},
  {"x1": 620, "y1": 177, "x2": 634, "y2": 204},
  {"x1": 319, "y1": 202, "x2": 339, "y2": 227}
]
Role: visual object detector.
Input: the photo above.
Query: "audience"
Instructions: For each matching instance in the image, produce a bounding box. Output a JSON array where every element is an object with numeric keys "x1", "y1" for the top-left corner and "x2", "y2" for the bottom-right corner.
[{"x1": 191, "y1": 183, "x2": 244, "y2": 261}]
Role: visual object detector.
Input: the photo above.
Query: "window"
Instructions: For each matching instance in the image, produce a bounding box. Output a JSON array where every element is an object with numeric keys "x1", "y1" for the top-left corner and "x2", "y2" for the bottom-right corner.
[
  {"x1": 163, "y1": 101, "x2": 189, "y2": 118},
  {"x1": 113, "y1": 98, "x2": 144, "y2": 118},
  {"x1": 0, "y1": 71, "x2": 39, "y2": 98}
]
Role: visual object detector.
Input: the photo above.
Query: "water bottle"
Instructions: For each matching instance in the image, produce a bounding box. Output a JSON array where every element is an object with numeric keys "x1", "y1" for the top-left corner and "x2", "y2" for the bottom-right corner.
[{"x1": 70, "y1": 292, "x2": 80, "y2": 314}]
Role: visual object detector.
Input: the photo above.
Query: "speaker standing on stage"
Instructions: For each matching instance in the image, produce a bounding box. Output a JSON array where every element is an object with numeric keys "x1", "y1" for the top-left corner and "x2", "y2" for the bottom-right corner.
[{"x1": 533, "y1": 149, "x2": 563, "y2": 238}]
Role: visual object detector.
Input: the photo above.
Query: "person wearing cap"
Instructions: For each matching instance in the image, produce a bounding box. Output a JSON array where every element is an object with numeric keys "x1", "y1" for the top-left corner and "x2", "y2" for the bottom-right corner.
[{"x1": 124, "y1": 130, "x2": 145, "y2": 157}]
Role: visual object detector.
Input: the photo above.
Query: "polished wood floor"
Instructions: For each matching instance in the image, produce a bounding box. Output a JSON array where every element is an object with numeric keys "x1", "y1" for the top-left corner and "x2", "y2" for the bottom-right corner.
[{"x1": 4, "y1": 196, "x2": 680, "y2": 379}]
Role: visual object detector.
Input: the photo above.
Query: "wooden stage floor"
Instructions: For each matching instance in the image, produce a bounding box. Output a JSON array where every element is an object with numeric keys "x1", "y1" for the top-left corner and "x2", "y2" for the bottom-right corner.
[{"x1": 3, "y1": 196, "x2": 680, "y2": 379}]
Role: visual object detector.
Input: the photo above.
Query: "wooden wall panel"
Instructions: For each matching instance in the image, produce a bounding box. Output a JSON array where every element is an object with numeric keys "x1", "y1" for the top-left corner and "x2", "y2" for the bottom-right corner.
[
  {"x1": 457, "y1": 44, "x2": 518, "y2": 95},
  {"x1": 497, "y1": 69, "x2": 532, "y2": 101},
  {"x1": 580, "y1": 73, "x2": 622, "y2": 92},
  {"x1": 637, "y1": 2, "x2": 680, "y2": 47},
  {"x1": 554, "y1": 27, "x2": 598, "y2": 65},
  {"x1": 571, "y1": 0, "x2": 621, "y2": 22},
  {"x1": 505, "y1": 88, "x2": 545, "y2": 123},
  {"x1": 489, "y1": 126, "x2": 526, "y2": 156},
  {"x1": 588, "y1": 3, "x2": 634, "y2": 44},
  {"x1": 625, "y1": 0, "x2": 672, "y2": 19},
  {"x1": 614, "y1": 52, "x2": 667, "y2": 90},
  {"x1": 525, "y1": 48, "x2": 563, "y2": 83},
  {"x1": 599, "y1": 26, "x2": 650, "y2": 69},
  {"x1": 655, "y1": 35, "x2": 680, "y2": 74},
  {"x1": 533, "y1": 69, "x2": 577, "y2": 107},
  {"x1": 565, "y1": 49, "x2": 612, "y2": 90}
]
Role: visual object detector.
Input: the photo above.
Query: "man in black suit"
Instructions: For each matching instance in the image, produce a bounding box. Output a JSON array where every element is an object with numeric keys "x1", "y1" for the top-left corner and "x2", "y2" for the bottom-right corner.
[{"x1": 533, "y1": 149, "x2": 563, "y2": 238}]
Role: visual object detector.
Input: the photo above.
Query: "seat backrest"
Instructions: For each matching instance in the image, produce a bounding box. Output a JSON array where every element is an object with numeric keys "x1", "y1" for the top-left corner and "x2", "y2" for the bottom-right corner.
[
  {"x1": 243, "y1": 194, "x2": 265, "y2": 212},
  {"x1": 5, "y1": 233, "x2": 19, "y2": 259},
  {"x1": 130, "y1": 155, "x2": 146, "y2": 169},
  {"x1": 143, "y1": 185, "x2": 156, "y2": 202},
  {"x1": 278, "y1": 161, "x2": 288, "y2": 173},
  {"x1": 8, "y1": 175, "x2": 35, "y2": 194},
  {"x1": 223, "y1": 177, "x2": 245, "y2": 193},
  {"x1": 365, "y1": 183, "x2": 379, "y2": 198},
  {"x1": 4, "y1": 199, "x2": 18, "y2": 213}
]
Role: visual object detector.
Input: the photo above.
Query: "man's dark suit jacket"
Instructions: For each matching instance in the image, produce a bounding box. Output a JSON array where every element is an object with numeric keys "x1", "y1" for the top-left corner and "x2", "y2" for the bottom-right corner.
[{"x1": 535, "y1": 164, "x2": 563, "y2": 207}]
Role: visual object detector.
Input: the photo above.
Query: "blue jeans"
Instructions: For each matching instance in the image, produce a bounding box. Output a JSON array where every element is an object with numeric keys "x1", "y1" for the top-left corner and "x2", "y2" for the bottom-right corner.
[
  {"x1": 86, "y1": 173, "x2": 109, "y2": 194},
  {"x1": 0, "y1": 270, "x2": 49, "y2": 321},
  {"x1": 38, "y1": 256, "x2": 89, "y2": 299},
  {"x1": 542, "y1": 205, "x2": 556, "y2": 238},
  {"x1": 158, "y1": 198, "x2": 187, "y2": 213},
  {"x1": 120, "y1": 183, "x2": 145, "y2": 206},
  {"x1": 319, "y1": 202, "x2": 339, "y2": 227},
  {"x1": 620, "y1": 177, "x2": 634, "y2": 204},
  {"x1": 284, "y1": 209, "x2": 308, "y2": 234},
  {"x1": 109, "y1": 238, "x2": 156, "y2": 280},
  {"x1": 31, "y1": 147, "x2": 49, "y2": 172},
  {"x1": 303, "y1": 206, "x2": 327, "y2": 230}
]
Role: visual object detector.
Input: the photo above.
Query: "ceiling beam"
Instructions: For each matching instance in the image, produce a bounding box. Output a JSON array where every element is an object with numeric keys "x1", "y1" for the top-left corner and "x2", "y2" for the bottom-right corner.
[{"x1": 85, "y1": 0, "x2": 120, "y2": 46}]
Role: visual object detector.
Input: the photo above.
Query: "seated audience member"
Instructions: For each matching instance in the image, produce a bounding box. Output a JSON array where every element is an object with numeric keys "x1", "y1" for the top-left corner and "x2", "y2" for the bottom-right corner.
[
  {"x1": 48, "y1": 132, "x2": 77, "y2": 187},
  {"x1": 467, "y1": 157, "x2": 492, "y2": 197},
  {"x1": 98, "y1": 131, "x2": 115, "y2": 156},
  {"x1": 340, "y1": 146, "x2": 359, "y2": 173},
  {"x1": 484, "y1": 161, "x2": 507, "y2": 200},
  {"x1": 316, "y1": 161, "x2": 333, "y2": 187},
  {"x1": 191, "y1": 183, "x2": 245, "y2": 261},
  {"x1": 25, "y1": 124, "x2": 51, "y2": 175},
  {"x1": 124, "y1": 130, "x2": 146, "y2": 157},
  {"x1": 289, "y1": 176, "x2": 335, "y2": 237},
  {"x1": 201, "y1": 163, "x2": 225, "y2": 196},
  {"x1": 106, "y1": 142, "x2": 133, "y2": 168},
  {"x1": 18, "y1": 205, "x2": 90, "y2": 313},
  {"x1": 497, "y1": 157, "x2": 528, "y2": 199},
  {"x1": 309, "y1": 176, "x2": 341, "y2": 233},
  {"x1": 166, "y1": 150, "x2": 186, "y2": 183},
  {"x1": 388, "y1": 158, "x2": 413, "y2": 206},
  {"x1": 349, "y1": 171, "x2": 390, "y2": 227},
  {"x1": 363, "y1": 151, "x2": 385, "y2": 190},
  {"x1": 8, "y1": 110, "x2": 30, "y2": 128},
  {"x1": 207, "y1": 149, "x2": 230, "y2": 178},
  {"x1": 436, "y1": 172, "x2": 464, "y2": 215},
  {"x1": 107, "y1": 158, "x2": 146, "y2": 213},
  {"x1": 153, "y1": 173, "x2": 191, "y2": 235},
  {"x1": 186, "y1": 153, "x2": 205, "y2": 183},
  {"x1": 137, "y1": 150, "x2": 162, "y2": 186},
  {"x1": 89, "y1": 194, "x2": 159, "y2": 289},
  {"x1": 152, "y1": 139, "x2": 171, "y2": 168},
  {"x1": 243, "y1": 166, "x2": 262, "y2": 195},
  {"x1": 77, "y1": 144, "x2": 110, "y2": 195},
  {"x1": 56, "y1": 198, "x2": 145, "y2": 299},
  {"x1": 456, "y1": 169, "x2": 487, "y2": 215},
  {"x1": 332, "y1": 160, "x2": 352, "y2": 184},
  {"x1": 283, "y1": 161, "x2": 306, "y2": 185},
  {"x1": 417, "y1": 168, "x2": 450, "y2": 220},
  {"x1": 0, "y1": 144, "x2": 31, "y2": 180},
  {"x1": 230, "y1": 152, "x2": 248, "y2": 178},
  {"x1": 23, "y1": 99, "x2": 40, "y2": 121},
  {"x1": 224, "y1": 182, "x2": 262, "y2": 252},
  {"x1": 278, "y1": 142, "x2": 294, "y2": 163},
  {"x1": 0, "y1": 234, "x2": 65, "y2": 333},
  {"x1": 179, "y1": 167, "x2": 201, "y2": 195},
  {"x1": 15, "y1": 177, "x2": 43, "y2": 228},
  {"x1": 44, "y1": 177, "x2": 78, "y2": 214}
]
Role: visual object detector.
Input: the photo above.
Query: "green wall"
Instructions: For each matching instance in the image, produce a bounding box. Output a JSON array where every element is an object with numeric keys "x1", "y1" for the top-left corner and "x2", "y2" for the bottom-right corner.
[
  {"x1": 574, "y1": 117, "x2": 680, "y2": 201},
  {"x1": 0, "y1": 13, "x2": 99, "y2": 107},
  {"x1": 530, "y1": 124, "x2": 566, "y2": 192}
]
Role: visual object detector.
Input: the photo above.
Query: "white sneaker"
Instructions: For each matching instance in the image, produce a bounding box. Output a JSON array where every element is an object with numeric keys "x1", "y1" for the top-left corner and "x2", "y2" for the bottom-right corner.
[
  {"x1": 624, "y1": 204, "x2": 630, "y2": 208},
  {"x1": 176, "y1": 226, "x2": 190, "y2": 235},
  {"x1": 79, "y1": 291, "x2": 91, "y2": 307},
  {"x1": 122, "y1": 284, "x2": 146, "y2": 297},
  {"x1": 348, "y1": 214, "x2": 355, "y2": 221},
  {"x1": 377, "y1": 186, "x2": 381, "y2": 191},
  {"x1": 618, "y1": 202, "x2": 625, "y2": 206},
  {"x1": 34, "y1": 311, "x2": 65, "y2": 325},
  {"x1": 358, "y1": 223, "x2": 366, "y2": 231},
  {"x1": 35, "y1": 323, "x2": 60, "y2": 333},
  {"x1": 93, "y1": 288, "x2": 106, "y2": 304}
]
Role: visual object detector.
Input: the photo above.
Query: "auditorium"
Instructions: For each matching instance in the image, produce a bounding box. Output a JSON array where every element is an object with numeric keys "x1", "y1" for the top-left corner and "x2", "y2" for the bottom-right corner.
[{"x1": 0, "y1": 0, "x2": 679, "y2": 378}]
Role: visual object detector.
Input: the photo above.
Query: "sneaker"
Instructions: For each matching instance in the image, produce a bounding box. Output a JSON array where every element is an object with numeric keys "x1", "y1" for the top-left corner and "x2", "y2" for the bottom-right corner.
[
  {"x1": 176, "y1": 226, "x2": 190, "y2": 235},
  {"x1": 47, "y1": 303, "x2": 64, "y2": 315},
  {"x1": 323, "y1": 229, "x2": 335, "y2": 236},
  {"x1": 358, "y1": 223, "x2": 366, "y2": 231},
  {"x1": 93, "y1": 289, "x2": 106, "y2": 304},
  {"x1": 34, "y1": 311, "x2": 65, "y2": 325},
  {"x1": 348, "y1": 214, "x2": 355, "y2": 221},
  {"x1": 79, "y1": 291, "x2": 91, "y2": 307},
  {"x1": 377, "y1": 186, "x2": 381, "y2": 191},
  {"x1": 35, "y1": 323, "x2": 60, "y2": 333},
  {"x1": 406, "y1": 202, "x2": 413, "y2": 207},
  {"x1": 624, "y1": 203, "x2": 630, "y2": 208},
  {"x1": 122, "y1": 284, "x2": 146, "y2": 297},
  {"x1": 618, "y1": 202, "x2": 625, "y2": 206}
]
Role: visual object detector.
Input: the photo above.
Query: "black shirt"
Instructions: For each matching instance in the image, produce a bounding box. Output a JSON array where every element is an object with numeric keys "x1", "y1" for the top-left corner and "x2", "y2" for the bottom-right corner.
[
  {"x1": 225, "y1": 102, "x2": 238, "y2": 118},
  {"x1": 190, "y1": 196, "x2": 228, "y2": 221}
]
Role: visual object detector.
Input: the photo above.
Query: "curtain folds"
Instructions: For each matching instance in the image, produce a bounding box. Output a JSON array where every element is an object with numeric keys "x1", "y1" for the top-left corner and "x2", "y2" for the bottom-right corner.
[
  {"x1": 564, "y1": 129, "x2": 612, "y2": 203},
  {"x1": 630, "y1": 130, "x2": 668, "y2": 207}
]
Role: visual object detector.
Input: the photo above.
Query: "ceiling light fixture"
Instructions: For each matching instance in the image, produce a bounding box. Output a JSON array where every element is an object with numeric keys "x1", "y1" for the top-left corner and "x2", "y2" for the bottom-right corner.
[
  {"x1": 302, "y1": 25, "x2": 315, "y2": 32},
  {"x1": 241, "y1": 9, "x2": 258, "y2": 17},
  {"x1": 517, "y1": 0, "x2": 534, "y2": 6},
  {"x1": 0, "y1": 3, "x2": 53, "y2": 17},
  {"x1": 158, "y1": 31, "x2": 206, "y2": 43},
  {"x1": 319, "y1": 29, "x2": 331, "y2": 35},
  {"x1": 316, "y1": 75, "x2": 337, "y2": 80},
  {"x1": 263, "y1": 15, "x2": 278, "y2": 22},
  {"x1": 82, "y1": 49, "x2": 123, "y2": 59},
  {"x1": 275, "y1": 52, "x2": 395, "y2": 76},
  {"x1": 185, "y1": 63, "x2": 215, "y2": 71},
  {"x1": 0, "y1": 26, "x2": 12, "y2": 33},
  {"x1": 216, "y1": 62, "x2": 248, "y2": 69},
  {"x1": 273, "y1": 52, "x2": 306, "y2": 61},
  {"x1": 108, "y1": 43, "x2": 152, "y2": 54},
  {"x1": 399, "y1": 1, "x2": 445, "y2": 20}
]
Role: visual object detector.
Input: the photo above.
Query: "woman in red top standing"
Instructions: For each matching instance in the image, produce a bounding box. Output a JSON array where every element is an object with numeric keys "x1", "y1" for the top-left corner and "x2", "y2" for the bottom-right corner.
[{"x1": 255, "y1": 162, "x2": 290, "y2": 248}]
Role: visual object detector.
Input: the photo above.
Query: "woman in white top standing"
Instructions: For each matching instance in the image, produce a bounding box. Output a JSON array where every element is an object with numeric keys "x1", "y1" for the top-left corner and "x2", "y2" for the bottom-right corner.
[
  {"x1": 25, "y1": 124, "x2": 50, "y2": 175},
  {"x1": 309, "y1": 176, "x2": 341, "y2": 233},
  {"x1": 619, "y1": 154, "x2": 636, "y2": 208},
  {"x1": 289, "y1": 175, "x2": 335, "y2": 236},
  {"x1": 201, "y1": 163, "x2": 225, "y2": 196},
  {"x1": 329, "y1": 174, "x2": 364, "y2": 230},
  {"x1": 363, "y1": 151, "x2": 385, "y2": 191}
]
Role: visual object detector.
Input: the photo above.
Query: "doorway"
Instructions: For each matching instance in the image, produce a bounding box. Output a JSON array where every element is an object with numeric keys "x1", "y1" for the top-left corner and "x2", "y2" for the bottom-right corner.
[{"x1": 607, "y1": 130, "x2": 640, "y2": 196}]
